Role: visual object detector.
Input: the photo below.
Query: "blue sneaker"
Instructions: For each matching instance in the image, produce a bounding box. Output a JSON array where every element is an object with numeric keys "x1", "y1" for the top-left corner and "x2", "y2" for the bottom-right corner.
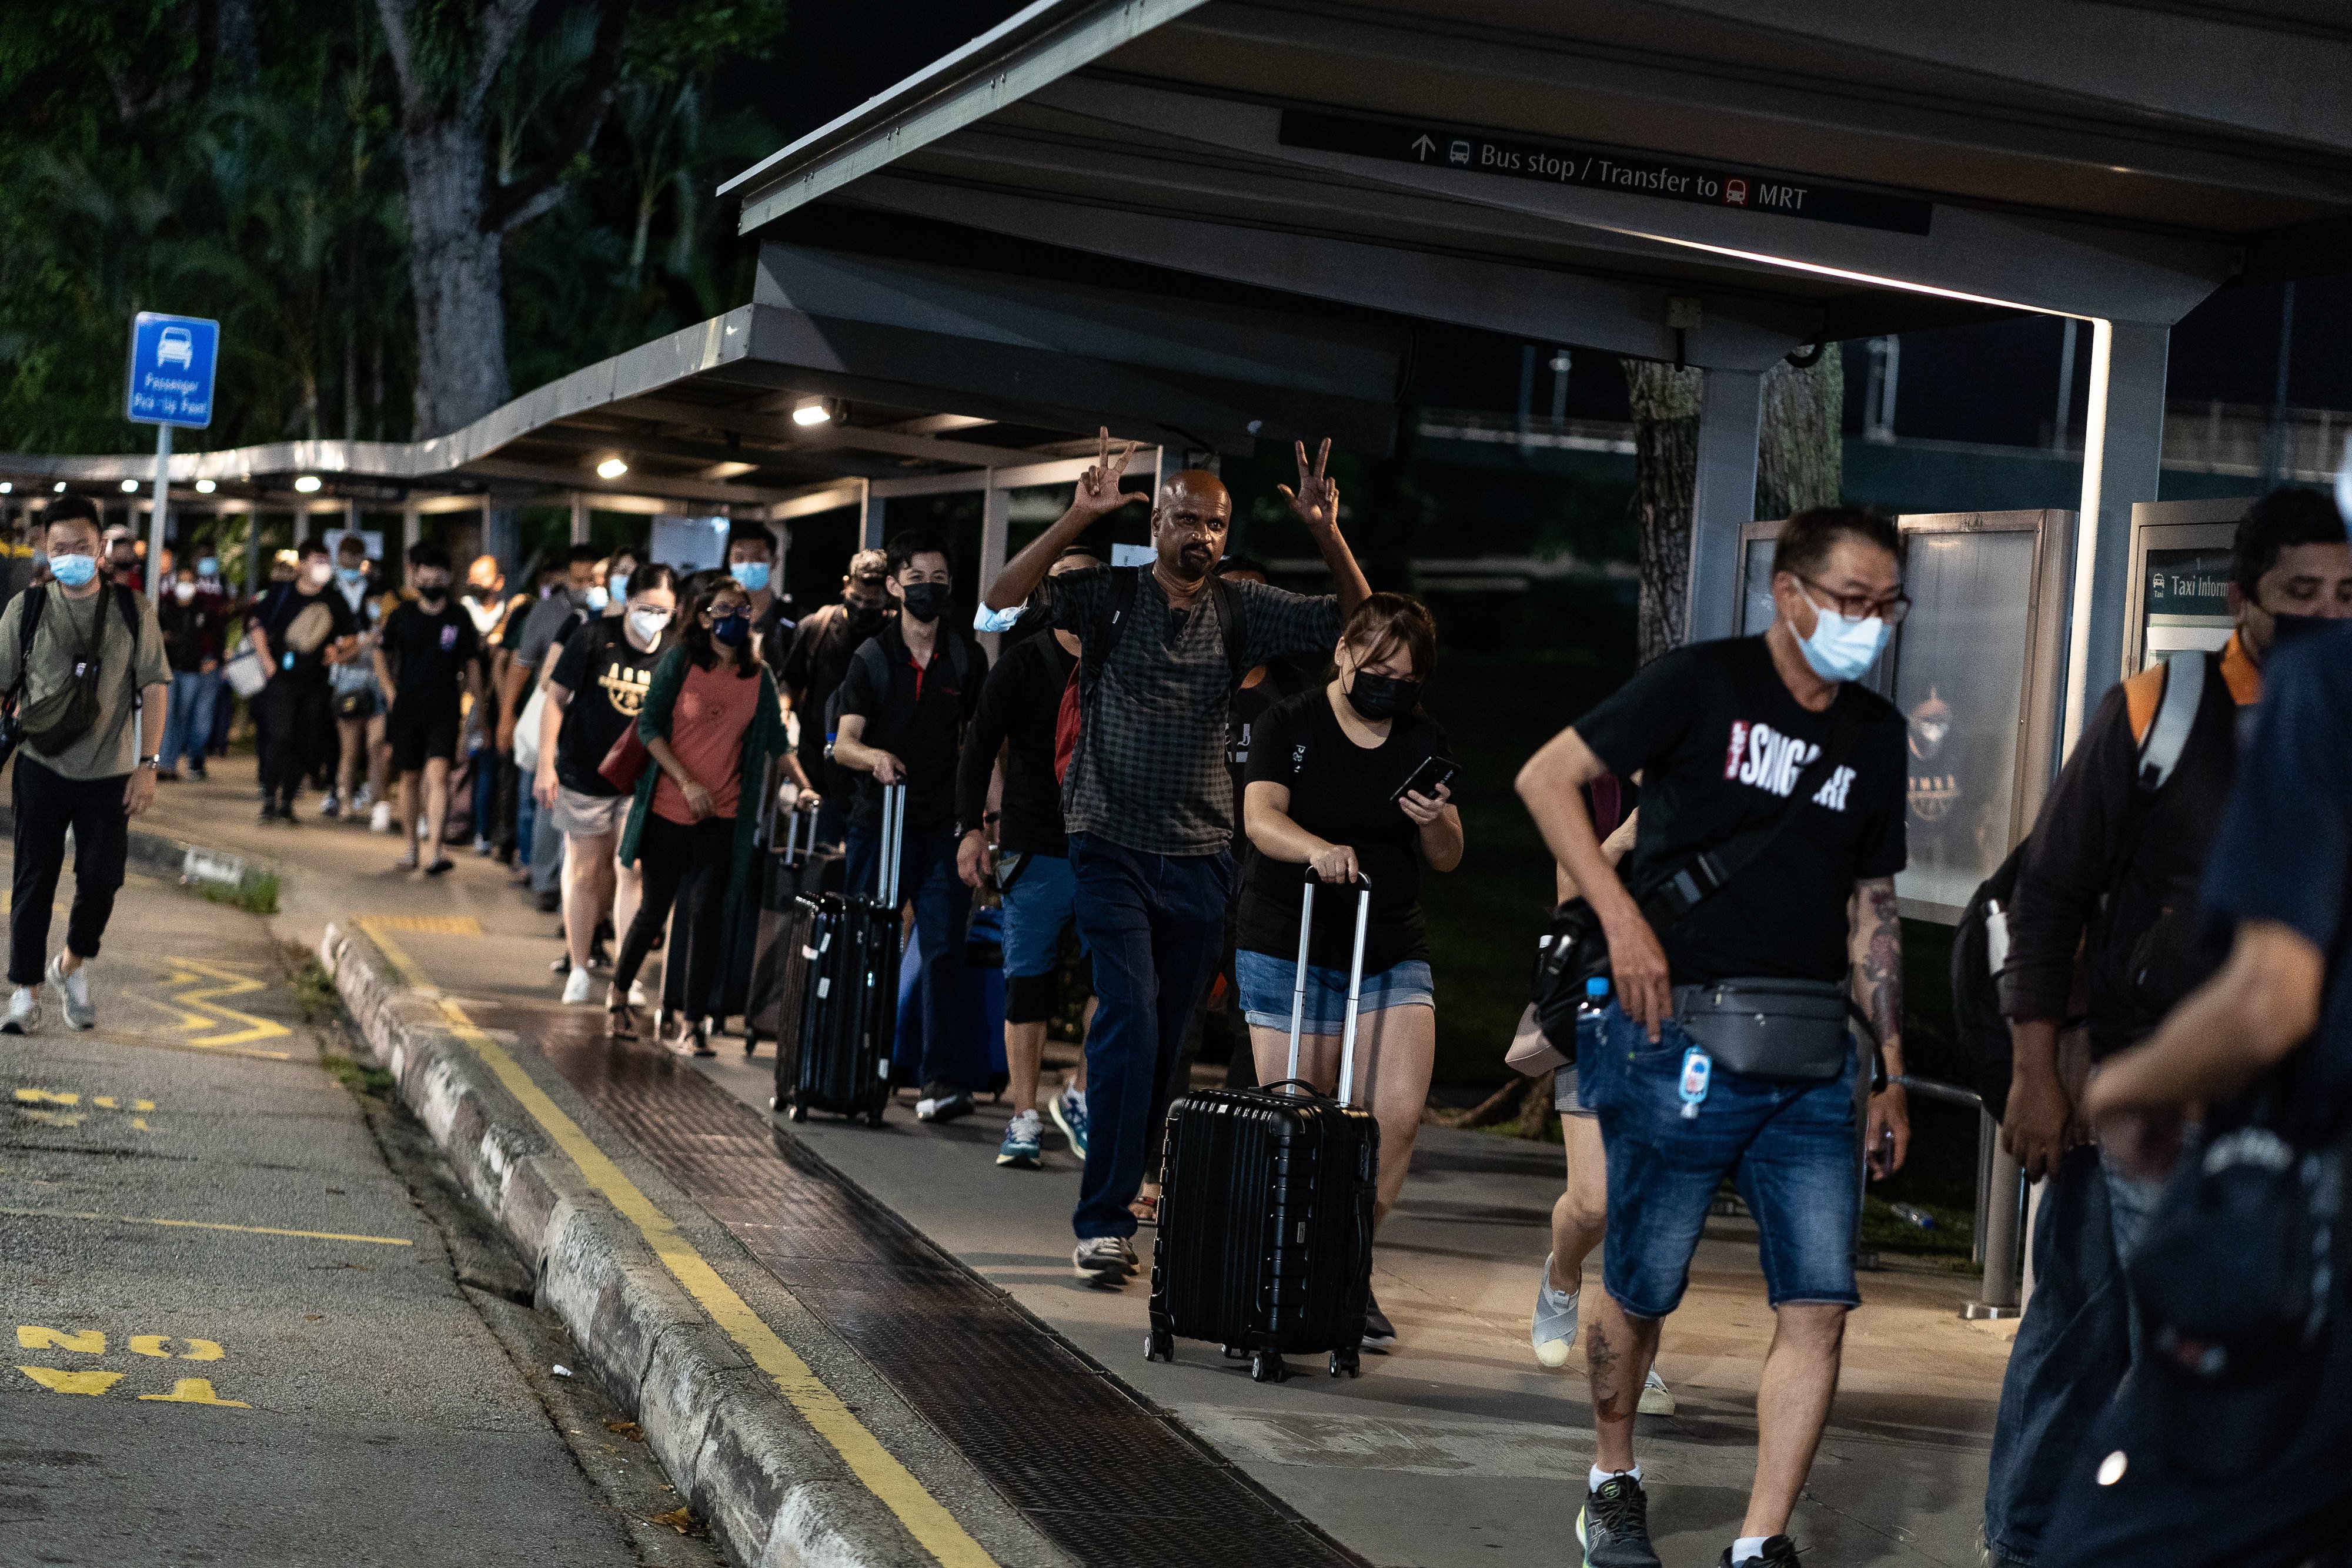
[
  {"x1": 997, "y1": 1109, "x2": 1044, "y2": 1169},
  {"x1": 1050, "y1": 1089, "x2": 1089, "y2": 1161}
]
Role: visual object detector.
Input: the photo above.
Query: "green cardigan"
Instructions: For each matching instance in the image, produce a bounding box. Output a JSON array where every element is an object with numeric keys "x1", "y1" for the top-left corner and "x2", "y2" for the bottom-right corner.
[{"x1": 616, "y1": 644, "x2": 786, "y2": 901}]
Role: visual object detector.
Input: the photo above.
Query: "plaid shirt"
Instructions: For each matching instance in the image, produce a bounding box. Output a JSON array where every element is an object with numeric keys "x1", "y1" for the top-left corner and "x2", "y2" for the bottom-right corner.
[{"x1": 1054, "y1": 566, "x2": 1342, "y2": 855}]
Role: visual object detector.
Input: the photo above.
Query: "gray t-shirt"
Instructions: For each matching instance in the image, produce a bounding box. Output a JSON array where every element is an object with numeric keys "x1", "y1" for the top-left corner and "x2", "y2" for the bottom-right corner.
[
  {"x1": 1051, "y1": 567, "x2": 1341, "y2": 856},
  {"x1": 514, "y1": 593, "x2": 586, "y2": 672},
  {"x1": 0, "y1": 583, "x2": 169, "y2": 780}
]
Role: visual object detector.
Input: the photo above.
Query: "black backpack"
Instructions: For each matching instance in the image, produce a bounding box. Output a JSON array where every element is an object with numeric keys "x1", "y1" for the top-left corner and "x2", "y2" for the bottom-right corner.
[{"x1": 1950, "y1": 651, "x2": 2208, "y2": 1121}]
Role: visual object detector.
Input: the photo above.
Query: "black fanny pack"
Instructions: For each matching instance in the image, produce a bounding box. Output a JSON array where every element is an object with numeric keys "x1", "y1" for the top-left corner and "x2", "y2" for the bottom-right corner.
[{"x1": 1671, "y1": 977, "x2": 1853, "y2": 1081}]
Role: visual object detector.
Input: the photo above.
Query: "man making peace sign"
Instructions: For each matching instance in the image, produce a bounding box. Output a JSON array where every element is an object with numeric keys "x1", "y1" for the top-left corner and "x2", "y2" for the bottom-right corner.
[{"x1": 982, "y1": 432, "x2": 1371, "y2": 1285}]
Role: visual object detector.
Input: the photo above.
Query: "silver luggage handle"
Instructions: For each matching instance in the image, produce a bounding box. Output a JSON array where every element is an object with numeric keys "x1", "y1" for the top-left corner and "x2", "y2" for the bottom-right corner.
[
  {"x1": 1285, "y1": 867, "x2": 1373, "y2": 1103},
  {"x1": 877, "y1": 781, "x2": 906, "y2": 907}
]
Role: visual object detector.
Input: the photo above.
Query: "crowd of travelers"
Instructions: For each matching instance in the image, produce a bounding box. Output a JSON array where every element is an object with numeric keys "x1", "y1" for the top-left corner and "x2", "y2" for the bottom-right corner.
[{"x1": 3, "y1": 446, "x2": 2348, "y2": 1568}]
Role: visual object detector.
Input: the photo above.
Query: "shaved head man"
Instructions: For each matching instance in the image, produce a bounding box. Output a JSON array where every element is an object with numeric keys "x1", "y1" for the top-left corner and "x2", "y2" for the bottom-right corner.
[{"x1": 981, "y1": 432, "x2": 1371, "y2": 1287}]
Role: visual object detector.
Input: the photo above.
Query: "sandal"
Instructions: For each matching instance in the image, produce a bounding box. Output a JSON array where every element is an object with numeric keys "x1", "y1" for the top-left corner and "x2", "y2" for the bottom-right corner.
[
  {"x1": 607, "y1": 1001, "x2": 639, "y2": 1041},
  {"x1": 1129, "y1": 1193, "x2": 1161, "y2": 1226}
]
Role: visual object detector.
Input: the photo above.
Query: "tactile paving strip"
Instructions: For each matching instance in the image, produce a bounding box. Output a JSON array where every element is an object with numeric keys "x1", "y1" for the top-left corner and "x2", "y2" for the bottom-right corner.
[{"x1": 482, "y1": 1006, "x2": 1362, "y2": 1568}]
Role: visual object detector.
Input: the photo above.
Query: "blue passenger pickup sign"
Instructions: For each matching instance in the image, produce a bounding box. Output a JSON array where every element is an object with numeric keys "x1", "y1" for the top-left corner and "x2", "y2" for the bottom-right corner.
[{"x1": 125, "y1": 312, "x2": 220, "y2": 428}]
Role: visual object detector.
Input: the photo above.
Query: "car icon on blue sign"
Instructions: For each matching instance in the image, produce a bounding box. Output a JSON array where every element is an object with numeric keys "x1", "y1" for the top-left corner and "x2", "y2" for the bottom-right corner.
[{"x1": 158, "y1": 326, "x2": 195, "y2": 367}]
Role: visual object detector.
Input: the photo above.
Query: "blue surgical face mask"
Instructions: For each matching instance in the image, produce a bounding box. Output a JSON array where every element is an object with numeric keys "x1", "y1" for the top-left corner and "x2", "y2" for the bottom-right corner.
[
  {"x1": 50, "y1": 552, "x2": 98, "y2": 589},
  {"x1": 338, "y1": 566, "x2": 365, "y2": 587},
  {"x1": 583, "y1": 584, "x2": 609, "y2": 613},
  {"x1": 606, "y1": 571, "x2": 630, "y2": 603},
  {"x1": 197, "y1": 556, "x2": 219, "y2": 577},
  {"x1": 730, "y1": 561, "x2": 770, "y2": 594},
  {"x1": 1796, "y1": 603, "x2": 1890, "y2": 683},
  {"x1": 710, "y1": 611, "x2": 751, "y2": 647}
]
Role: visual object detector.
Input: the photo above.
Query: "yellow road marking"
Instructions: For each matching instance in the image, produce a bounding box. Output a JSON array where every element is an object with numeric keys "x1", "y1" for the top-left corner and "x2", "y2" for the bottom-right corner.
[
  {"x1": 363, "y1": 915, "x2": 483, "y2": 936},
  {"x1": 139, "y1": 1378, "x2": 246, "y2": 1407},
  {"x1": 15, "y1": 1089, "x2": 78, "y2": 1106},
  {"x1": 372, "y1": 948, "x2": 994, "y2": 1567},
  {"x1": 53, "y1": 1027, "x2": 292, "y2": 1062},
  {"x1": 18, "y1": 1326, "x2": 104, "y2": 1353},
  {"x1": 0, "y1": 1206, "x2": 413, "y2": 1246},
  {"x1": 17, "y1": 1366, "x2": 121, "y2": 1396},
  {"x1": 130, "y1": 1335, "x2": 223, "y2": 1361},
  {"x1": 162, "y1": 958, "x2": 293, "y2": 1047}
]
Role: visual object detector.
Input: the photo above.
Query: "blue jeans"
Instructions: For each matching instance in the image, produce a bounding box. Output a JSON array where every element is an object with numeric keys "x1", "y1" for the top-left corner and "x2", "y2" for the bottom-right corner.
[
  {"x1": 159, "y1": 670, "x2": 220, "y2": 770},
  {"x1": 1067, "y1": 833, "x2": 1231, "y2": 1241},
  {"x1": 470, "y1": 745, "x2": 496, "y2": 842},
  {"x1": 514, "y1": 785, "x2": 537, "y2": 868},
  {"x1": 847, "y1": 818, "x2": 972, "y2": 1095},
  {"x1": 1589, "y1": 1001, "x2": 1862, "y2": 1319},
  {"x1": 1983, "y1": 1145, "x2": 2168, "y2": 1567}
]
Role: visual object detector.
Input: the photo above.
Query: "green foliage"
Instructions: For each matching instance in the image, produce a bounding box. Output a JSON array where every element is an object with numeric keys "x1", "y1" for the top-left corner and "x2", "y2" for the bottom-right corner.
[
  {"x1": 0, "y1": 0, "x2": 786, "y2": 456},
  {"x1": 194, "y1": 868, "x2": 280, "y2": 914}
]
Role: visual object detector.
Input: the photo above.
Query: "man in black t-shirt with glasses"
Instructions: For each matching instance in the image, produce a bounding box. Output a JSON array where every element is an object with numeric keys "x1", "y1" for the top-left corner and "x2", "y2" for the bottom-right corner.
[
  {"x1": 1519, "y1": 506, "x2": 1913, "y2": 1568},
  {"x1": 375, "y1": 543, "x2": 481, "y2": 874}
]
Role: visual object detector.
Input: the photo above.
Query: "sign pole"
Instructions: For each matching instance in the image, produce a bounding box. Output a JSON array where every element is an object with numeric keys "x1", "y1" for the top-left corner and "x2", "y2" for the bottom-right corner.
[{"x1": 148, "y1": 423, "x2": 172, "y2": 601}]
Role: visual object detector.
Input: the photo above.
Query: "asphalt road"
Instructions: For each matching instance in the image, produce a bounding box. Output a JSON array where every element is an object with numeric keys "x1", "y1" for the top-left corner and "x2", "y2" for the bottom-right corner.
[{"x1": 0, "y1": 855, "x2": 722, "y2": 1567}]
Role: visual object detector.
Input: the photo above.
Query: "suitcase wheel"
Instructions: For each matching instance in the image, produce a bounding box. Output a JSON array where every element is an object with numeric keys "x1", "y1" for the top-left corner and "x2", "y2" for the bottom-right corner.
[
  {"x1": 789, "y1": 1103, "x2": 809, "y2": 1124},
  {"x1": 1329, "y1": 1348, "x2": 1361, "y2": 1379},
  {"x1": 1144, "y1": 1329, "x2": 1174, "y2": 1364},
  {"x1": 1220, "y1": 1344, "x2": 1249, "y2": 1362},
  {"x1": 1250, "y1": 1350, "x2": 1288, "y2": 1385}
]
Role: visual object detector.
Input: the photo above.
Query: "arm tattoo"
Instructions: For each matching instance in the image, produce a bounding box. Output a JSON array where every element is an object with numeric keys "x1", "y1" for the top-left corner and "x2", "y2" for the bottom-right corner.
[{"x1": 1853, "y1": 876, "x2": 1903, "y2": 1064}]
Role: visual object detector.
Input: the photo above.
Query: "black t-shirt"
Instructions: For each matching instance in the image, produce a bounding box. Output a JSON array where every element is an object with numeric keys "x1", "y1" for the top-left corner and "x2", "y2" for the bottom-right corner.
[
  {"x1": 778, "y1": 603, "x2": 878, "y2": 784},
  {"x1": 1228, "y1": 658, "x2": 1311, "y2": 801},
  {"x1": 251, "y1": 582, "x2": 357, "y2": 686},
  {"x1": 550, "y1": 619, "x2": 667, "y2": 797},
  {"x1": 380, "y1": 601, "x2": 479, "y2": 714},
  {"x1": 953, "y1": 631, "x2": 1076, "y2": 856},
  {"x1": 833, "y1": 619, "x2": 985, "y2": 830},
  {"x1": 1238, "y1": 690, "x2": 1452, "y2": 975},
  {"x1": 1573, "y1": 636, "x2": 1906, "y2": 985}
]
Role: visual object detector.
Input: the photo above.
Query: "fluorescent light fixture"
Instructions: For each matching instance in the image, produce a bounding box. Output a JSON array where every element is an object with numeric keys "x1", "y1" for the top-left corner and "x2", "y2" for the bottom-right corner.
[
  {"x1": 792, "y1": 399, "x2": 832, "y2": 426},
  {"x1": 194, "y1": 479, "x2": 216, "y2": 494},
  {"x1": 121, "y1": 478, "x2": 139, "y2": 492},
  {"x1": 293, "y1": 474, "x2": 322, "y2": 493},
  {"x1": 0, "y1": 482, "x2": 11, "y2": 494},
  {"x1": 596, "y1": 456, "x2": 630, "y2": 479},
  {"x1": 53, "y1": 482, "x2": 66, "y2": 493}
]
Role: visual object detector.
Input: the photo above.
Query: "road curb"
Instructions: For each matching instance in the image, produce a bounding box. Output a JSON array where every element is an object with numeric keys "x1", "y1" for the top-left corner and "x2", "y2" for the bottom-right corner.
[
  {"x1": 318, "y1": 918, "x2": 932, "y2": 1568},
  {"x1": 0, "y1": 801, "x2": 220, "y2": 884}
]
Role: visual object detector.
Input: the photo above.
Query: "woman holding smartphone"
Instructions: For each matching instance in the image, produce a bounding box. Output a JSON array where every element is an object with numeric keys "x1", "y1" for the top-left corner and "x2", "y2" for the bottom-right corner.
[
  {"x1": 609, "y1": 577, "x2": 785, "y2": 1051},
  {"x1": 1237, "y1": 592, "x2": 1462, "y2": 1349}
]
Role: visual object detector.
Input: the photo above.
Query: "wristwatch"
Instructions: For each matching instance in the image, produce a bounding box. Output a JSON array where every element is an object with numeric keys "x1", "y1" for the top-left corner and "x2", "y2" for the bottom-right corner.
[{"x1": 137, "y1": 754, "x2": 162, "y2": 770}]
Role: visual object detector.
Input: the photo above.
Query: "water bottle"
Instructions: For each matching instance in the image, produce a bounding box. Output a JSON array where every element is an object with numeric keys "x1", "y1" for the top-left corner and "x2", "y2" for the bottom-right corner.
[
  {"x1": 1888, "y1": 1202, "x2": 1936, "y2": 1231},
  {"x1": 1573, "y1": 975, "x2": 1611, "y2": 1069}
]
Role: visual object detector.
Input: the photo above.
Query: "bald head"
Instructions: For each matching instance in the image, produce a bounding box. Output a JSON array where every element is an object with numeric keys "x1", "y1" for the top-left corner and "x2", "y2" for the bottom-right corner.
[{"x1": 1152, "y1": 469, "x2": 1232, "y2": 584}]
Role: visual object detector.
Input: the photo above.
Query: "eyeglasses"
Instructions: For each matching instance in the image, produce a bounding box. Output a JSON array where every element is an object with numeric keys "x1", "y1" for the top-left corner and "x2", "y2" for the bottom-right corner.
[{"x1": 1795, "y1": 574, "x2": 1912, "y2": 627}]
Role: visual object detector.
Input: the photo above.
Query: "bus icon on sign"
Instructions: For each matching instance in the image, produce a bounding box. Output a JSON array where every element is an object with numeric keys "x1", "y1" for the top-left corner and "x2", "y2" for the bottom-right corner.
[
  {"x1": 1723, "y1": 178, "x2": 1749, "y2": 207},
  {"x1": 157, "y1": 327, "x2": 195, "y2": 367},
  {"x1": 1448, "y1": 139, "x2": 1471, "y2": 165}
]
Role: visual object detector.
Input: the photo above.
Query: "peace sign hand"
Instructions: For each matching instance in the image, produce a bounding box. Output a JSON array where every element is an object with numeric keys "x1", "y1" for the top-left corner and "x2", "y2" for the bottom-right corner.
[
  {"x1": 1278, "y1": 438, "x2": 1341, "y2": 536},
  {"x1": 1072, "y1": 427, "x2": 1145, "y2": 521}
]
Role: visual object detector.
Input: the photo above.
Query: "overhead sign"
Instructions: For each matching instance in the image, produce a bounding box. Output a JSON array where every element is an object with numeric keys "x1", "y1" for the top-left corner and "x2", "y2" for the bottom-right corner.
[
  {"x1": 1279, "y1": 111, "x2": 1933, "y2": 236},
  {"x1": 125, "y1": 312, "x2": 220, "y2": 428}
]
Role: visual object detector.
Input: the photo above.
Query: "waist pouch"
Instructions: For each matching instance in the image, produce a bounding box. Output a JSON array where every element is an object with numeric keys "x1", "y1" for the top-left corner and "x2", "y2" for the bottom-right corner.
[{"x1": 1672, "y1": 978, "x2": 1850, "y2": 1081}]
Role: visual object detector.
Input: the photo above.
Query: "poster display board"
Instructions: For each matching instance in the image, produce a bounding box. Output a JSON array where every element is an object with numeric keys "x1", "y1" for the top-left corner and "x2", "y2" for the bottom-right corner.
[{"x1": 1730, "y1": 509, "x2": 2075, "y2": 922}]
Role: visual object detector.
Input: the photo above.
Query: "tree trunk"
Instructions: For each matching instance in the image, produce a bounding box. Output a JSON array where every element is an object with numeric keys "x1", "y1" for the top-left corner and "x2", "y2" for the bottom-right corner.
[
  {"x1": 400, "y1": 121, "x2": 512, "y2": 438},
  {"x1": 1624, "y1": 351, "x2": 1844, "y2": 663},
  {"x1": 1624, "y1": 362, "x2": 1701, "y2": 666}
]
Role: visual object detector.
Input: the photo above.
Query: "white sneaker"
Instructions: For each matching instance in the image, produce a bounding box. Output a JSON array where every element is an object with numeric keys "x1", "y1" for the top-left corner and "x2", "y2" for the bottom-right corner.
[
  {"x1": 1, "y1": 986, "x2": 39, "y2": 1034},
  {"x1": 560, "y1": 967, "x2": 594, "y2": 1005},
  {"x1": 1072, "y1": 1235, "x2": 1139, "y2": 1287},
  {"x1": 1532, "y1": 1253, "x2": 1579, "y2": 1368},
  {"x1": 352, "y1": 783, "x2": 375, "y2": 811},
  {"x1": 627, "y1": 980, "x2": 649, "y2": 1007},
  {"x1": 369, "y1": 802, "x2": 393, "y2": 833},
  {"x1": 1639, "y1": 1368, "x2": 1676, "y2": 1416},
  {"x1": 47, "y1": 952, "x2": 92, "y2": 1031}
]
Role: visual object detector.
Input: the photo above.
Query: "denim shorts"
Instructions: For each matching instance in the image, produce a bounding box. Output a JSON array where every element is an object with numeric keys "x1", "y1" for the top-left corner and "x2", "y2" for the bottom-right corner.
[
  {"x1": 1000, "y1": 851, "x2": 1084, "y2": 978},
  {"x1": 1234, "y1": 948, "x2": 1434, "y2": 1035},
  {"x1": 1588, "y1": 1000, "x2": 1861, "y2": 1319}
]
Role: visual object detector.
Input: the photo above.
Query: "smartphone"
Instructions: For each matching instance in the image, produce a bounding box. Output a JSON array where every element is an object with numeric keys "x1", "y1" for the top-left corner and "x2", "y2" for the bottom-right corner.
[{"x1": 1391, "y1": 755, "x2": 1459, "y2": 804}]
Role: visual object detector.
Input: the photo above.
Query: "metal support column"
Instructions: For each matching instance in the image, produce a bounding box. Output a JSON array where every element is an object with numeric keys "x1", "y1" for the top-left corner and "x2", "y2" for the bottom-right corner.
[
  {"x1": 859, "y1": 479, "x2": 886, "y2": 551},
  {"x1": 1684, "y1": 367, "x2": 1764, "y2": 645},
  {"x1": 570, "y1": 492, "x2": 589, "y2": 546},
  {"x1": 2061, "y1": 320, "x2": 2170, "y2": 754},
  {"x1": 400, "y1": 503, "x2": 420, "y2": 587},
  {"x1": 977, "y1": 473, "x2": 1011, "y2": 660}
]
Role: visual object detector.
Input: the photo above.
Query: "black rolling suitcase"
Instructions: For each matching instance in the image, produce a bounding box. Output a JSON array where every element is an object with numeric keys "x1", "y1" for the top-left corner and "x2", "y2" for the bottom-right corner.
[
  {"x1": 757, "y1": 800, "x2": 838, "y2": 1089},
  {"x1": 780, "y1": 783, "x2": 902, "y2": 1127},
  {"x1": 1146, "y1": 871, "x2": 1379, "y2": 1383}
]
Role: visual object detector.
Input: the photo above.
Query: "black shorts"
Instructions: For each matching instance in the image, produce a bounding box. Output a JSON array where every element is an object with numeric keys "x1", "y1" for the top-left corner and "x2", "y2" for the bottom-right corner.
[{"x1": 387, "y1": 701, "x2": 461, "y2": 774}]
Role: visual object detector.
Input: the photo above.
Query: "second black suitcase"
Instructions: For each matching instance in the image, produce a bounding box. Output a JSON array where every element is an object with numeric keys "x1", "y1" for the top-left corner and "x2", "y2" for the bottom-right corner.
[
  {"x1": 1146, "y1": 872, "x2": 1379, "y2": 1383},
  {"x1": 781, "y1": 784, "x2": 903, "y2": 1126}
]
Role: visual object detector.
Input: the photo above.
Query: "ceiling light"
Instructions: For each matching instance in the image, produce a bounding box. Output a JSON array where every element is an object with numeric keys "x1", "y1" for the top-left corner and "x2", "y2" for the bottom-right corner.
[
  {"x1": 293, "y1": 474, "x2": 322, "y2": 493},
  {"x1": 791, "y1": 399, "x2": 831, "y2": 427},
  {"x1": 0, "y1": 482, "x2": 11, "y2": 494},
  {"x1": 53, "y1": 482, "x2": 66, "y2": 493},
  {"x1": 121, "y1": 478, "x2": 139, "y2": 493},
  {"x1": 194, "y1": 479, "x2": 216, "y2": 494},
  {"x1": 596, "y1": 456, "x2": 630, "y2": 480}
]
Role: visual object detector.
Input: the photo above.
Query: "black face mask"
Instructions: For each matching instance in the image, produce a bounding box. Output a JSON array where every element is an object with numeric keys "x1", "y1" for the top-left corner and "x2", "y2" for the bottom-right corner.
[
  {"x1": 846, "y1": 597, "x2": 888, "y2": 634},
  {"x1": 900, "y1": 582, "x2": 951, "y2": 624},
  {"x1": 1344, "y1": 670, "x2": 1421, "y2": 722},
  {"x1": 2268, "y1": 612, "x2": 2347, "y2": 651}
]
